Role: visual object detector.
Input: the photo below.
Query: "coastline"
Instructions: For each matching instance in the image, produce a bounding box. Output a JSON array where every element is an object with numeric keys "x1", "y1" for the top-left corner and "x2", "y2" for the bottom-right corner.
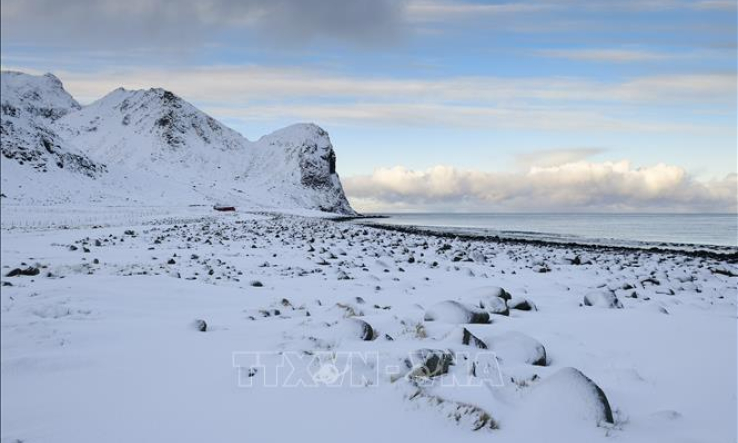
[{"x1": 346, "y1": 219, "x2": 738, "y2": 263}]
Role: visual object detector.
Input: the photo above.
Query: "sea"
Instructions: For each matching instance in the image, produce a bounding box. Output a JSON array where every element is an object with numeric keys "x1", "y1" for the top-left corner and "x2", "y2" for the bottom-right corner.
[{"x1": 364, "y1": 213, "x2": 738, "y2": 250}]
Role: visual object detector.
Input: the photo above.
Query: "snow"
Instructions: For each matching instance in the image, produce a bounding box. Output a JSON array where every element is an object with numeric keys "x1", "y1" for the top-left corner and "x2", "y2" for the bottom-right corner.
[{"x1": 2, "y1": 208, "x2": 736, "y2": 442}]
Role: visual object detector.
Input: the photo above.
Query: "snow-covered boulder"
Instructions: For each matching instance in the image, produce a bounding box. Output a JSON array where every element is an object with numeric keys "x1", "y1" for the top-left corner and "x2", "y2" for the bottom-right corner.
[
  {"x1": 486, "y1": 331, "x2": 546, "y2": 366},
  {"x1": 444, "y1": 327, "x2": 488, "y2": 349},
  {"x1": 424, "y1": 300, "x2": 490, "y2": 324},
  {"x1": 523, "y1": 367, "x2": 614, "y2": 425},
  {"x1": 192, "y1": 319, "x2": 208, "y2": 332},
  {"x1": 339, "y1": 317, "x2": 375, "y2": 341},
  {"x1": 405, "y1": 348, "x2": 455, "y2": 378},
  {"x1": 469, "y1": 285, "x2": 511, "y2": 301},
  {"x1": 583, "y1": 290, "x2": 623, "y2": 309},
  {"x1": 468, "y1": 286, "x2": 511, "y2": 316},
  {"x1": 406, "y1": 389, "x2": 497, "y2": 431},
  {"x1": 478, "y1": 295, "x2": 509, "y2": 316},
  {"x1": 508, "y1": 297, "x2": 537, "y2": 311}
]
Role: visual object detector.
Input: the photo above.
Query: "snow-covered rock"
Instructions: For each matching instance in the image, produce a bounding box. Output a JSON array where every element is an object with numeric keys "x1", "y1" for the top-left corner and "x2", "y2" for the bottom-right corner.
[
  {"x1": 583, "y1": 290, "x2": 623, "y2": 309},
  {"x1": 469, "y1": 285, "x2": 511, "y2": 301},
  {"x1": 405, "y1": 348, "x2": 455, "y2": 378},
  {"x1": 508, "y1": 297, "x2": 537, "y2": 311},
  {"x1": 424, "y1": 300, "x2": 490, "y2": 324},
  {"x1": 469, "y1": 286, "x2": 510, "y2": 316},
  {"x1": 522, "y1": 367, "x2": 614, "y2": 426},
  {"x1": 339, "y1": 317, "x2": 375, "y2": 341},
  {"x1": 444, "y1": 327, "x2": 488, "y2": 348},
  {"x1": 406, "y1": 389, "x2": 497, "y2": 431},
  {"x1": 486, "y1": 331, "x2": 547, "y2": 366}
]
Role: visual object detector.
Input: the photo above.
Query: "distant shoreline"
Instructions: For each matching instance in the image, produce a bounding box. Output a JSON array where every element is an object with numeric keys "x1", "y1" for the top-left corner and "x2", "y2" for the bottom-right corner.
[{"x1": 337, "y1": 218, "x2": 738, "y2": 263}]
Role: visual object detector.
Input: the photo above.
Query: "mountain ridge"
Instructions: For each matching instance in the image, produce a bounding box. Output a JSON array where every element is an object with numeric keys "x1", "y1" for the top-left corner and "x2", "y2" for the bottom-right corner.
[{"x1": 0, "y1": 71, "x2": 355, "y2": 214}]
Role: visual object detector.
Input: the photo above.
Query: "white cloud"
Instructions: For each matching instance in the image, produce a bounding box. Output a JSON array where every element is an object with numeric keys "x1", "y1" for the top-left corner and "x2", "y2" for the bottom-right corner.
[{"x1": 343, "y1": 161, "x2": 738, "y2": 212}]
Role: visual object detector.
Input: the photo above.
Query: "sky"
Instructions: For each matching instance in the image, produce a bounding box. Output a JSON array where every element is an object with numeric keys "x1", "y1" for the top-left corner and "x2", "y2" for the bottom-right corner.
[{"x1": 1, "y1": 0, "x2": 736, "y2": 213}]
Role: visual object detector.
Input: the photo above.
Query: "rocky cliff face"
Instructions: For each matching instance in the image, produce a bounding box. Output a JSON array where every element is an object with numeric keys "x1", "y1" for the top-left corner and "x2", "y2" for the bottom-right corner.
[
  {"x1": 1, "y1": 71, "x2": 355, "y2": 214},
  {"x1": 254, "y1": 123, "x2": 354, "y2": 214}
]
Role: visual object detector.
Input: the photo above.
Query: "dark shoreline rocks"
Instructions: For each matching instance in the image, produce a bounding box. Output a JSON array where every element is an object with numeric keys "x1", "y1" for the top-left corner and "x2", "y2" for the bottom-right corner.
[
  {"x1": 347, "y1": 221, "x2": 738, "y2": 263},
  {"x1": 5, "y1": 267, "x2": 40, "y2": 277}
]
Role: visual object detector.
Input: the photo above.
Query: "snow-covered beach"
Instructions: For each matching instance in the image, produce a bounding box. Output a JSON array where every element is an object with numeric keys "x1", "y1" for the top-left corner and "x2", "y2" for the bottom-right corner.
[
  {"x1": 2, "y1": 67, "x2": 736, "y2": 442},
  {"x1": 2, "y1": 206, "x2": 736, "y2": 442}
]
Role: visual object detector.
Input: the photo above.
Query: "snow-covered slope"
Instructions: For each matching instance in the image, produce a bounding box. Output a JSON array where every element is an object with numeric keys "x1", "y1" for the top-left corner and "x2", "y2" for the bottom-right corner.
[{"x1": 1, "y1": 71, "x2": 354, "y2": 214}]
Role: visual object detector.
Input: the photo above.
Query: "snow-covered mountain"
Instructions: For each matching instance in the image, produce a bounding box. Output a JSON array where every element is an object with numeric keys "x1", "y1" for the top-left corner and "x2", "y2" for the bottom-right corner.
[
  {"x1": 55, "y1": 87, "x2": 249, "y2": 172},
  {"x1": 0, "y1": 72, "x2": 104, "y2": 179},
  {"x1": 1, "y1": 71, "x2": 355, "y2": 214}
]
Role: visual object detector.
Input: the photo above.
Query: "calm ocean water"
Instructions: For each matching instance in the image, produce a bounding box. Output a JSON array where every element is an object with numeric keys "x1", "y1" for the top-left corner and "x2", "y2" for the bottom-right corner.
[{"x1": 368, "y1": 213, "x2": 738, "y2": 248}]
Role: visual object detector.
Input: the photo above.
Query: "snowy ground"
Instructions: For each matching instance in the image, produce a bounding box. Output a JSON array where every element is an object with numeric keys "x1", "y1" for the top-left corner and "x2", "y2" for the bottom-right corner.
[{"x1": 1, "y1": 207, "x2": 736, "y2": 443}]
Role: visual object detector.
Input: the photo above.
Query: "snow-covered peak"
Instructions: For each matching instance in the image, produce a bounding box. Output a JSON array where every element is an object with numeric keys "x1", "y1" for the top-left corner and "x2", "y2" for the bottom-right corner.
[
  {"x1": 56, "y1": 85, "x2": 249, "y2": 170},
  {"x1": 1, "y1": 71, "x2": 80, "y2": 121},
  {"x1": 259, "y1": 123, "x2": 329, "y2": 146},
  {"x1": 74, "y1": 86, "x2": 245, "y2": 149},
  {"x1": 1, "y1": 71, "x2": 104, "y2": 183},
  {"x1": 92, "y1": 87, "x2": 188, "y2": 114}
]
